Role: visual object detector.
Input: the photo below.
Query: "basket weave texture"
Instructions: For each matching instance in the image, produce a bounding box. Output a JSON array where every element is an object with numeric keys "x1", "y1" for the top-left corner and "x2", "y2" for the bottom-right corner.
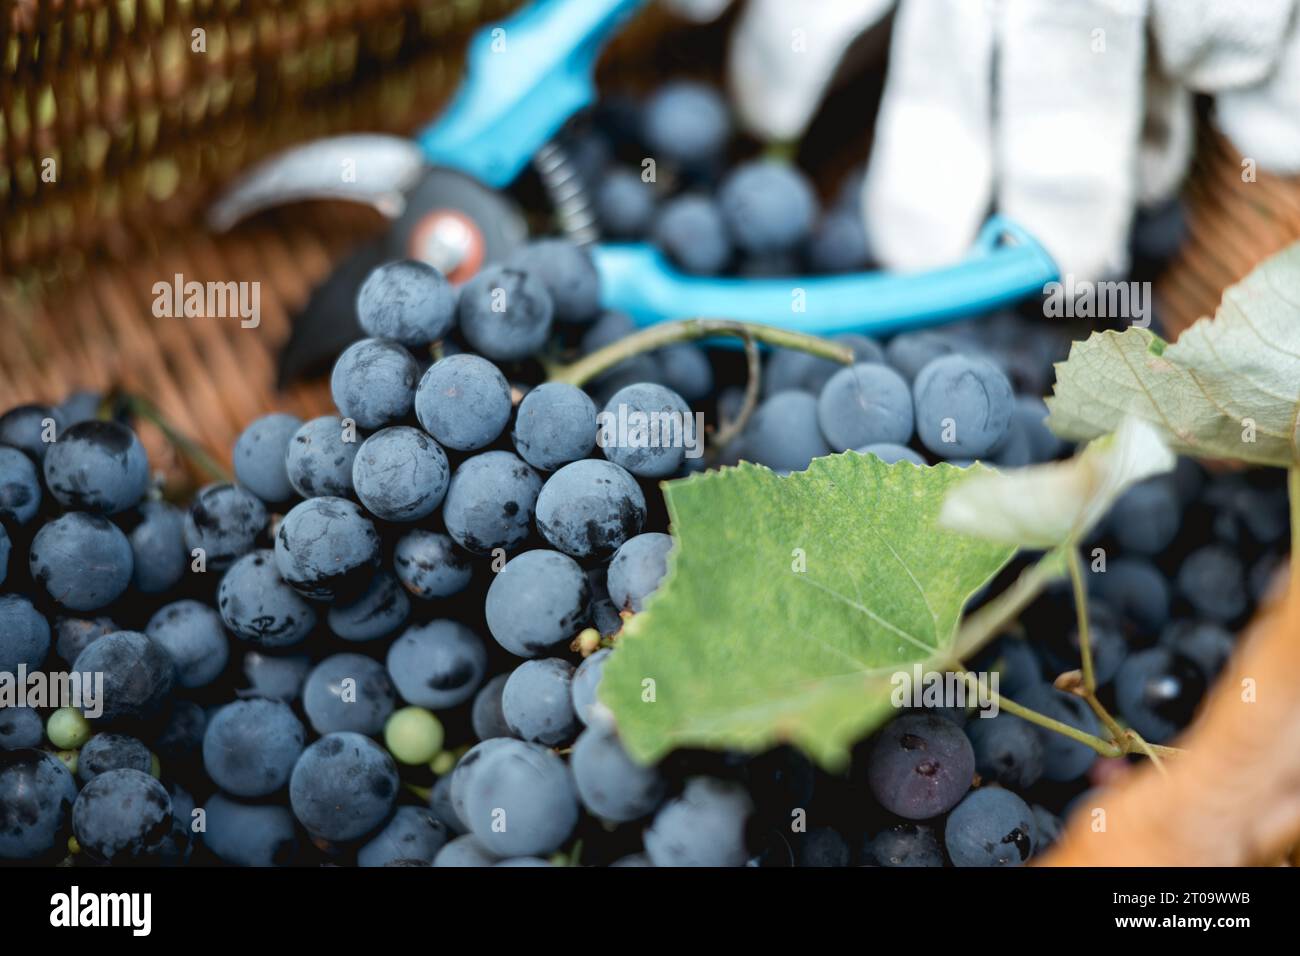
[{"x1": 1, "y1": 2, "x2": 1297, "y2": 482}]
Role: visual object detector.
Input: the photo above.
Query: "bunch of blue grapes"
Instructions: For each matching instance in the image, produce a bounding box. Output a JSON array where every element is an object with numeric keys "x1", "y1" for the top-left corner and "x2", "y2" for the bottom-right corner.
[{"x1": 0, "y1": 80, "x2": 1285, "y2": 869}]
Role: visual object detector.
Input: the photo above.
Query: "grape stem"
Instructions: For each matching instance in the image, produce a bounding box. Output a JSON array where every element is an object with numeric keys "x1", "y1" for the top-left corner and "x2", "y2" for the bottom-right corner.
[
  {"x1": 1066, "y1": 547, "x2": 1096, "y2": 693},
  {"x1": 546, "y1": 318, "x2": 853, "y2": 388},
  {"x1": 711, "y1": 330, "x2": 761, "y2": 450}
]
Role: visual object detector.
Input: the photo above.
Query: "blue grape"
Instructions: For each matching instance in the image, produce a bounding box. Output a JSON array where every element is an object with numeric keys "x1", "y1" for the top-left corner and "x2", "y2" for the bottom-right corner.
[
  {"x1": 41, "y1": 420, "x2": 148, "y2": 514},
  {"x1": 30, "y1": 512, "x2": 133, "y2": 611},
  {"x1": 964, "y1": 712, "x2": 1044, "y2": 790},
  {"x1": 429, "y1": 773, "x2": 466, "y2": 834},
  {"x1": 302, "y1": 653, "x2": 397, "y2": 736},
  {"x1": 495, "y1": 856, "x2": 553, "y2": 866},
  {"x1": 456, "y1": 265, "x2": 554, "y2": 360},
  {"x1": 1089, "y1": 557, "x2": 1170, "y2": 636},
  {"x1": 655, "y1": 343, "x2": 714, "y2": 403},
  {"x1": 0, "y1": 749, "x2": 77, "y2": 860},
  {"x1": 806, "y1": 209, "x2": 871, "y2": 273},
  {"x1": 1010, "y1": 396, "x2": 1064, "y2": 462},
  {"x1": 718, "y1": 160, "x2": 817, "y2": 256},
  {"x1": 72, "y1": 768, "x2": 172, "y2": 864},
  {"x1": 274, "y1": 496, "x2": 379, "y2": 601},
  {"x1": 867, "y1": 823, "x2": 945, "y2": 867},
  {"x1": 386, "y1": 620, "x2": 487, "y2": 709},
  {"x1": 571, "y1": 726, "x2": 666, "y2": 822},
  {"x1": 289, "y1": 732, "x2": 399, "y2": 841},
  {"x1": 535, "y1": 459, "x2": 646, "y2": 560},
  {"x1": 0, "y1": 707, "x2": 42, "y2": 749},
  {"x1": 1161, "y1": 620, "x2": 1234, "y2": 682},
  {"x1": 798, "y1": 827, "x2": 850, "y2": 867},
  {"x1": 512, "y1": 382, "x2": 597, "y2": 472},
  {"x1": 502, "y1": 658, "x2": 578, "y2": 745},
  {"x1": 599, "y1": 382, "x2": 694, "y2": 478},
  {"x1": 1114, "y1": 647, "x2": 1205, "y2": 744},
  {"x1": 442, "y1": 451, "x2": 542, "y2": 555},
  {"x1": 53, "y1": 615, "x2": 116, "y2": 666},
  {"x1": 944, "y1": 787, "x2": 1036, "y2": 867},
  {"x1": 352, "y1": 426, "x2": 449, "y2": 521},
  {"x1": 472, "y1": 673, "x2": 513, "y2": 741},
  {"x1": 184, "y1": 482, "x2": 267, "y2": 571},
  {"x1": 1047, "y1": 602, "x2": 1128, "y2": 686},
  {"x1": 885, "y1": 331, "x2": 958, "y2": 384},
  {"x1": 434, "y1": 833, "x2": 497, "y2": 867},
  {"x1": 155, "y1": 701, "x2": 206, "y2": 762},
  {"x1": 415, "y1": 354, "x2": 512, "y2": 452},
  {"x1": 327, "y1": 569, "x2": 410, "y2": 641},
  {"x1": 203, "y1": 698, "x2": 305, "y2": 797},
  {"x1": 202, "y1": 793, "x2": 299, "y2": 867},
  {"x1": 1177, "y1": 545, "x2": 1248, "y2": 624},
  {"x1": 0, "y1": 595, "x2": 50, "y2": 673},
  {"x1": 816, "y1": 362, "x2": 914, "y2": 452},
  {"x1": 357, "y1": 259, "x2": 457, "y2": 346},
  {"x1": 596, "y1": 168, "x2": 656, "y2": 238},
  {"x1": 219, "y1": 550, "x2": 316, "y2": 647},
  {"x1": 1017, "y1": 684, "x2": 1100, "y2": 781},
  {"x1": 56, "y1": 391, "x2": 101, "y2": 426},
  {"x1": 607, "y1": 532, "x2": 673, "y2": 612},
  {"x1": 0, "y1": 403, "x2": 62, "y2": 461},
  {"x1": 641, "y1": 81, "x2": 730, "y2": 168},
  {"x1": 592, "y1": 598, "x2": 623, "y2": 637},
  {"x1": 506, "y1": 239, "x2": 599, "y2": 326},
  {"x1": 393, "y1": 530, "x2": 473, "y2": 599},
  {"x1": 72, "y1": 631, "x2": 174, "y2": 722},
  {"x1": 462, "y1": 738, "x2": 579, "y2": 858},
  {"x1": 77, "y1": 733, "x2": 152, "y2": 783},
  {"x1": 145, "y1": 600, "x2": 230, "y2": 688},
  {"x1": 1032, "y1": 805, "x2": 1064, "y2": 849},
  {"x1": 652, "y1": 195, "x2": 732, "y2": 275},
  {"x1": 644, "y1": 777, "x2": 753, "y2": 867},
  {"x1": 764, "y1": 335, "x2": 884, "y2": 398},
  {"x1": 286, "y1": 415, "x2": 360, "y2": 499},
  {"x1": 867, "y1": 713, "x2": 975, "y2": 819},
  {"x1": 742, "y1": 391, "x2": 830, "y2": 473},
  {"x1": 571, "y1": 648, "x2": 613, "y2": 728},
  {"x1": 233, "y1": 413, "x2": 302, "y2": 503},
  {"x1": 330, "y1": 337, "x2": 419, "y2": 431},
  {"x1": 0, "y1": 444, "x2": 41, "y2": 524},
  {"x1": 242, "y1": 652, "x2": 311, "y2": 702},
  {"x1": 913, "y1": 354, "x2": 1013, "y2": 459},
  {"x1": 0, "y1": 524, "x2": 7, "y2": 587},
  {"x1": 486, "y1": 549, "x2": 590, "y2": 657},
  {"x1": 1108, "y1": 476, "x2": 1181, "y2": 555},
  {"x1": 857, "y1": 442, "x2": 926, "y2": 465},
  {"x1": 449, "y1": 739, "x2": 515, "y2": 828},
  {"x1": 358, "y1": 806, "x2": 449, "y2": 867},
  {"x1": 129, "y1": 500, "x2": 188, "y2": 594}
]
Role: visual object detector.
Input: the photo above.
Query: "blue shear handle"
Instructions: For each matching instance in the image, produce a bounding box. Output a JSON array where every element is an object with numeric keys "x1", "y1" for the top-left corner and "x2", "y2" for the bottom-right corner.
[
  {"x1": 417, "y1": 0, "x2": 647, "y2": 187},
  {"x1": 593, "y1": 216, "x2": 1060, "y2": 337}
]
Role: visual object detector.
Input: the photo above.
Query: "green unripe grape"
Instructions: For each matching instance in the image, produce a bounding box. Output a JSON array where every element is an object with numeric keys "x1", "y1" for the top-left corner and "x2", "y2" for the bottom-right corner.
[
  {"x1": 55, "y1": 750, "x2": 78, "y2": 775},
  {"x1": 429, "y1": 750, "x2": 456, "y2": 776},
  {"x1": 384, "y1": 707, "x2": 444, "y2": 765},
  {"x1": 47, "y1": 707, "x2": 91, "y2": 750}
]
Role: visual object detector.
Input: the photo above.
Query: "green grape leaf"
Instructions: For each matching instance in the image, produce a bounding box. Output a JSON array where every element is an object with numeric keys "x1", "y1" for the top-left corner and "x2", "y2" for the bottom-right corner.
[
  {"x1": 1045, "y1": 241, "x2": 1300, "y2": 467},
  {"x1": 939, "y1": 417, "x2": 1175, "y2": 548},
  {"x1": 599, "y1": 454, "x2": 1017, "y2": 771}
]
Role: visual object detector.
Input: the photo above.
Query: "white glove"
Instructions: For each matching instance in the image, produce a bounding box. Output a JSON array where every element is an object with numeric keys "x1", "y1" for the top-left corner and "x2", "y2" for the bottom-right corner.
[{"x1": 668, "y1": 0, "x2": 1300, "y2": 281}]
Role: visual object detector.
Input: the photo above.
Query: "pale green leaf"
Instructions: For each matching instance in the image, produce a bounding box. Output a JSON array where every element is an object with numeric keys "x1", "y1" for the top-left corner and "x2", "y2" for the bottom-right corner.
[
  {"x1": 1045, "y1": 241, "x2": 1300, "y2": 467},
  {"x1": 939, "y1": 417, "x2": 1175, "y2": 548},
  {"x1": 599, "y1": 454, "x2": 1016, "y2": 770}
]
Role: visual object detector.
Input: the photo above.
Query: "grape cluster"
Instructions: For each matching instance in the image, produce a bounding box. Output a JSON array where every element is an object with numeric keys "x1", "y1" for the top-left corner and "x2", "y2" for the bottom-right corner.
[{"x1": 0, "y1": 80, "x2": 1284, "y2": 869}]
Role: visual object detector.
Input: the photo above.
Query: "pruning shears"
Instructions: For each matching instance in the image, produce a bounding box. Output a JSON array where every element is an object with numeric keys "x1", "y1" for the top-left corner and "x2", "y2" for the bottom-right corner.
[{"x1": 209, "y1": 0, "x2": 1059, "y2": 382}]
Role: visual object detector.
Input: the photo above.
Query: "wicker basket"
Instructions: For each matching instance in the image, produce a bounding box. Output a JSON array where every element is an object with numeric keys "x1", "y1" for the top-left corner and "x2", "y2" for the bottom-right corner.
[{"x1": 1, "y1": 1, "x2": 1298, "y2": 479}]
